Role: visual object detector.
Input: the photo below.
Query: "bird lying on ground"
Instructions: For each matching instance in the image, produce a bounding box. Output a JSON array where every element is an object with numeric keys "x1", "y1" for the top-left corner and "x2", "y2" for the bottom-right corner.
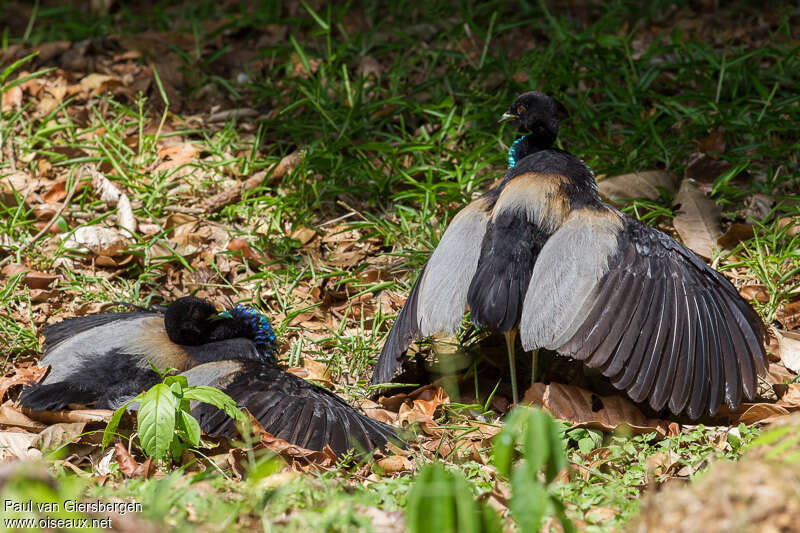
[
  {"x1": 20, "y1": 296, "x2": 400, "y2": 455},
  {"x1": 371, "y1": 91, "x2": 767, "y2": 419}
]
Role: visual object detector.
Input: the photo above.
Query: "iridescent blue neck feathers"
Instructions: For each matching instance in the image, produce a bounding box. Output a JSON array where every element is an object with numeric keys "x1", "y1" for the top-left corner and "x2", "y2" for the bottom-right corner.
[
  {"x1": 219, "y1": 305, "x2": 277, "y2": 359},
  {"x1": 508, "y1": 135, "x2": 526, "y2": 168}
]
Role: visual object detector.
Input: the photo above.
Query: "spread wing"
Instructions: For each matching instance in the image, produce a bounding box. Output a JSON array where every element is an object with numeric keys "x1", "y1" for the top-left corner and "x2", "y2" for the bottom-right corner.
[
  {"x1": 188, "y1": 361, "x2": 402, "y2": 455},
  {"x1": 370, "y1": 197, "x2": 491, "y2": 385},
  {"x1": 520, "y1": 207, "x2": 766, "y2": 418}
]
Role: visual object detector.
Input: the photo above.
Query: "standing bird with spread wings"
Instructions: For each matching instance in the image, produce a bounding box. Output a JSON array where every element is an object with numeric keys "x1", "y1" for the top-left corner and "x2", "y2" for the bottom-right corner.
[{"x1": 371, "y1": 91, "x2": 766, "y2": 419}]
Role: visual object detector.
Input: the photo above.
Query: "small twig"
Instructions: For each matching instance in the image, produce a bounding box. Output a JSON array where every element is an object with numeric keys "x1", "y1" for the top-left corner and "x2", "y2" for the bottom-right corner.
[
  {"x1": 162, "y1": 205, "x2": 205, "y2": 215},
  {"x1": 568, "y1": 459, "x2": 616, "y2": 482},
  {"x1": 336, "y1": 200, "x2": 368, "y2": 222},
  {"x1": 7, "y1": 139, "x2": 17, "y2": 171},
  {"x1": 318, "y1": 211, "x2": 357, "y2": 228}
]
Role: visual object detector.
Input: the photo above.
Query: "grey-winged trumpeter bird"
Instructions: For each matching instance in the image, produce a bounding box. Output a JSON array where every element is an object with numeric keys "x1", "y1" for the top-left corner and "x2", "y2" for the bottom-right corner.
[
  {"x1": 370, "y1": 91, "x2": 767, "y2": 419},
  {"x1": 19, "y1": 296, "x2": 400, "y2": 455}
]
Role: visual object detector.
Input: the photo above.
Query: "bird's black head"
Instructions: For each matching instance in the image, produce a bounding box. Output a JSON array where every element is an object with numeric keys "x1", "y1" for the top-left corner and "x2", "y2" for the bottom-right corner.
[
  {"x1": 164, "y1": 296, "x2": 220, "y2": 346},
  {"x1": 499, "y1": 91, "x2": 559, "y2": 147},
  {"x1": 164, "y1": 296, "x2": 277, "y2": 359}
]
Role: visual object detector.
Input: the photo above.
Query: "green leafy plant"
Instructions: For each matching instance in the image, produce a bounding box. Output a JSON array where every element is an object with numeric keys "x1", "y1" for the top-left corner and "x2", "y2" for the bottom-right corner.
[
  {"x1": 405, "y1": 462, "x2": 503, "y2": 533},
  {"x1": 102, "y1": 366, "x2": 247, "y2": 461},
  {"x1": 493, "y1": 407, "x2": 574, "y2": 533}
]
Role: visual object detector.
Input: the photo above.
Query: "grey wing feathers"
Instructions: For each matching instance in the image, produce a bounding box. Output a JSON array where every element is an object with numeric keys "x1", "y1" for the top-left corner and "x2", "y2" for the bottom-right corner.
[
  {"x1": 519, "y1": 208, "x2": 622, "y2": 349},
  {"x1": 524, "y1": 211, "x2": 766, "y2": 418},
  {"x1": 416, "y1": 199, "x2": 491, "y2": 335},
  {"x1": 40, "y1": 315, "x2": 163, "y2": 383},
  {"x1": 371, "y1": 198, "x2": 490, "y2": 385},
  {"x1": 42, "y1": 312, "x2": 157, "y2": 350},
  {"x1": 370, "y1": 267, "x2": 424, "y2": 385}
]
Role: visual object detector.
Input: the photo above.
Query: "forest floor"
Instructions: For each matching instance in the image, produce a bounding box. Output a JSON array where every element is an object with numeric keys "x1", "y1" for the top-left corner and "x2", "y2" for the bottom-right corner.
[{"x1": 0, "y1": 1, "x2": 799, "y2": 532}]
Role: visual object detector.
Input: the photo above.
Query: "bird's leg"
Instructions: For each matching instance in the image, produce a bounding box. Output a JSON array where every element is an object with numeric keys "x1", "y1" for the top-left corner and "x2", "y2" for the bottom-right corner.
[
  {"x1": 504, "y1": 330, "x2": 518, "y2": 405},
  {"x1": 531, "y1": 348, "x2": 539, "y2": 387}
]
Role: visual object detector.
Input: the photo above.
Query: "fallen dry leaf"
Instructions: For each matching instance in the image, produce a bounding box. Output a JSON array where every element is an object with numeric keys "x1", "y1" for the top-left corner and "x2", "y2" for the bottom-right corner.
[
  {"x1": 393, "y1": 385, "x2": 450, "y2": 427},
  {"x1": 696, "y1": 130, "x2": 726, "y2": 154},
  {"x1": 354, "y1": 398, "x2": 397, "y2": 425},
  {"x1": 37, "y1": 422, "x2": 86, "y2": 452},
  {"x1": 226, "y1": 238, "x2": 265, "y2": 265},
  {"x1": 523, "y1": 382, "x2": 674, "y2": 437},
  {"x1": 735, "y1": 403, "x2": 790, "y2": 424},
  {"x1": 20, "y1": 408, "x2": 113, "y2": 425},
  {"x1": 63, "y1": 225, "x2": 129, "y2": 256},
  {"x1": 90, "y1": 167, "x2": 137, "y2": 236},
  {"x1": 291, "y1": 226, "x2": 317, "y2": 245},
  {"x1": 776, "y1": 301, "x2": 800, "y2": 331},
  {"x1": 777, "y1": 216, "x2": 800, "y2": 237},
  {"x1": 287, "y1": 357, "x2": 333, "y2": 387},
  {"x1": 0, "y1": 401, "x2": 47, "y2": 431},
  {"x1": 0, "y1": 171, "x2": 35, "y2": 206},
  {"x1": 765, "y1": 362, "x2": 796, "y2": 386},
  {"x1": 739, "y1": 285, "x2": 770, "y2": 304},
  {"x1": 376, "y1": 455, "x2": 411, "y2": 474},
  {"x1": 774, "y1": 384, "x2": 800, "y2": 409},
  {"x1": 114, "y1": 442, "x2": 140, "y2": 477},
  {"x1": 358, "y1": 55, "x2": 383, "y2": 79},
  {"x1": 0, "y1": 364, "x2": 48, "y2": 402},
  {"x1": 685, "y1": 152, "x2": 733, "y2": 184},
  {"x1": 155, "y1": 143, "x2": 200, "y2": 172},
  {"x1": 80, "y1": 73, "x2": 121, "y2": 94},
  {"x1": 717, "y1": 223, "x2": 754, "y2": 249},
  {"x1": 673, "y1": 178, "x2": 722, "y2": 259},
  {"x1": 249, "y1": 413, "x2": 337, "y2": 468},
  {"x1": 775, "y1": 330, "x2": 800, "y2": 374},
  {"x1": 290, "y1": 53, "x2": 320, "y2": 78},
  {"x1": 132, "y1": 457, "x2": 155, "y2": 479},
  {"x1": 2, "y1": 263, "x2": 58, "y2": 289},
  {"x1": 0, "y1": 431, "x2": 41, "y2": 461},
  {"x1": 1, "y1": 84, "x2": 22, "y2": 111},
  {"x1": 597, "y1": 170, "x2": 679, "y2": 201}
]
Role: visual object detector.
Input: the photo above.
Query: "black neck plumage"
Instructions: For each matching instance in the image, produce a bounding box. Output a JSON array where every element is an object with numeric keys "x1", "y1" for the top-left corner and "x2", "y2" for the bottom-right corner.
[{"x1": 508, "y1": 130, "x2": 556, "y2": 169}]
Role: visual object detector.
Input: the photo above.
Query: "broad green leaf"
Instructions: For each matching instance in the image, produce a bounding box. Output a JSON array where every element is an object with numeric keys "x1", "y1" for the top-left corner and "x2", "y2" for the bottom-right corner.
[
  {"x1": 137, "y1": 383, "x2": 179, "y2": 459},
  {"x1": 509, "y1": 466, "x2": 548, "y2": 533},
  {"x1": 169, "y1": 382, "x2": 183, "y2": 397},
  {"x1": 452, "y1": 469, "x2": 480, "y2": 533},
  {"x1": 164, "y1": 375, "x2": 189, "y2": 389},
  {"x1": 407, "y1": 464, "x2": 457, "y2": 533},
  {"x1": 551, "y1": 496, "x2": 576, "y2": 533},
  {"x1": 179, "y1": 410, "x2": 202, "y2": 447},
  {"x1": 101, "y1": 394, "x2": 143, "y2": 449},
  {"x1": 523, "y1": 409, "x2": 551, "y2": 473},
  {"x1": 479, "y1": 504, "x2": 504, "y2": 533},
  {"x1": 183, "y1": 386, "x2": 246, "y2": 422}
]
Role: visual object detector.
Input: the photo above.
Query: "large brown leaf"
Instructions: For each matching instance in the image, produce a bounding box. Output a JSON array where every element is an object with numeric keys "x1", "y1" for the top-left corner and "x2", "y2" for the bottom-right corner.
[
  {"x1": 775, "y1": 330, "x2": 800, "y2": 374},
  {"x1": 522, "y1": 382, "x2": 675, "y2": 436},
  {"x1": 672, "y1": 178, "x2": 722, "y2": 258},
  {"x1": 597, "y1": 170, "x2": 679, "y2": 202}
]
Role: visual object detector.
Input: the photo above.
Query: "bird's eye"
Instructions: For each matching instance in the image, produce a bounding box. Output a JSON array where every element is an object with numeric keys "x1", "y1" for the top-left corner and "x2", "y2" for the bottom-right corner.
[{"x1": 517, "y1": 105, "x2": 525, "y2": 114}]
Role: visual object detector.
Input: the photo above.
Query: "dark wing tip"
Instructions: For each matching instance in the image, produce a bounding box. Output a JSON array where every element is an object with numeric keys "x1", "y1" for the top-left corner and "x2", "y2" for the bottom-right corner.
[
  {"x1": 193, "y1": 361, "x2": 403, "y2": 456},
  {"x1": 564, "y1": 217, "x2": 767, "y2": 419}
]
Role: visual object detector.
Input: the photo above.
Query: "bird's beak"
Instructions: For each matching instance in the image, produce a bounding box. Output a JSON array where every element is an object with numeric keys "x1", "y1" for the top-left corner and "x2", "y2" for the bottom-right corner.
[
  {"x1": 211, "y1": 310, "x2": 231, "y2": 321},
  {"x1": 498, "y1": 112, "x2": 516, "y2": 123}
]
